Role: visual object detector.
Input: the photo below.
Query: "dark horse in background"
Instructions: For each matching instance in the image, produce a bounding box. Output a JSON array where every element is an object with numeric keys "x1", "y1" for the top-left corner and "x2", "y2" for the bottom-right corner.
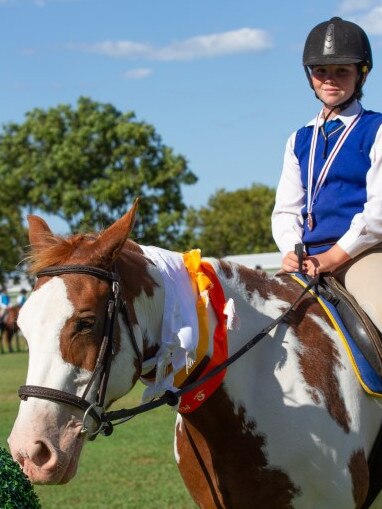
[{"x1": 0, "y1": 305, "x2": 22, "y2": 353}]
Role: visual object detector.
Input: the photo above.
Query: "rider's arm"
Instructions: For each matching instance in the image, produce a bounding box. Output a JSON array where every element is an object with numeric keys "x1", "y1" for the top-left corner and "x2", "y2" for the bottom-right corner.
[
  {"x1": 336, "y1": 124, "x2": 382, "y2": 258},
  {"x1": 272, "y1": 132, "x2": 305, "y2": 257}
]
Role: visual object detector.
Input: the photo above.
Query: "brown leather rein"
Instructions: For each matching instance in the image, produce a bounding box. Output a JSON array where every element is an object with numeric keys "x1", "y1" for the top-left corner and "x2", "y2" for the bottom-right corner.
[{"x1": 18, "y1": 264, "x2": 319, "y2": 440}]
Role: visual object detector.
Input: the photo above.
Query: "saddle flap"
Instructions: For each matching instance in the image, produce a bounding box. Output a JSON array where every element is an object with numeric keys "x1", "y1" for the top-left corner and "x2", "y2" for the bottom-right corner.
[{"x1": 321, "y1": 275, "x2": 382, "y2": 377}]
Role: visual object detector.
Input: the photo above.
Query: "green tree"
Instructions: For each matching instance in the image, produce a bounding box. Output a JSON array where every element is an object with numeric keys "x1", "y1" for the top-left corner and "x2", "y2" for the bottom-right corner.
[
  {"x1": 0, "y1": 207, "x2": 27, "y2": 285},
  {"x1": 178, "y1": 184, "x2": 277, "y2": 257},
  {"x1": 0, "y1": 97, "x2": 197, "y2": 252}
]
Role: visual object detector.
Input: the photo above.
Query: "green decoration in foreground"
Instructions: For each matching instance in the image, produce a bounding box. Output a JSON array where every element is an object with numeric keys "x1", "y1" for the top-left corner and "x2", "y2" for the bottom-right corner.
[{"x1": 0, "y1": 447, "x2": 41, "y2": 509}]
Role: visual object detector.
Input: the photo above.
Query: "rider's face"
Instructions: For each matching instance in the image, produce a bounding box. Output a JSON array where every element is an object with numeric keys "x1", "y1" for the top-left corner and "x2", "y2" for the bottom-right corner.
[{"x1": 311, "y1": 63, "x2": 359, "y2": 109}]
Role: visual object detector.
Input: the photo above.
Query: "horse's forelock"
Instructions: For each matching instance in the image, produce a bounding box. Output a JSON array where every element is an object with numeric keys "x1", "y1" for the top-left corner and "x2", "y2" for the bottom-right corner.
[{"x1": 28, "y1": 233, "x2": 100, "y2": 275}]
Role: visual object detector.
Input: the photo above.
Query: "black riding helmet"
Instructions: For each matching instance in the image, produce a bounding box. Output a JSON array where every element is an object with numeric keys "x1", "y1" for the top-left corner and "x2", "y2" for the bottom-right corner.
[{"x1": 303, "y1": 17, "x2": 372, "y2": 105}]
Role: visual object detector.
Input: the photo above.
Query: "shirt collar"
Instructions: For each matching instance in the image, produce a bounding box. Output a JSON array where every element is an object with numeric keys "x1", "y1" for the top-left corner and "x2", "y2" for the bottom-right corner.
[{"x1": 306, "y1": 100, "x2": 363, "y2": 128}]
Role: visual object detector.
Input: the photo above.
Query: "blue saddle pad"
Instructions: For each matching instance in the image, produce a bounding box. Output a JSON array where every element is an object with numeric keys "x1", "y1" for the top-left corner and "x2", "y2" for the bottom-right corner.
[{"x1": 292, "y1": 273, "x2": 382, "y2": 397}]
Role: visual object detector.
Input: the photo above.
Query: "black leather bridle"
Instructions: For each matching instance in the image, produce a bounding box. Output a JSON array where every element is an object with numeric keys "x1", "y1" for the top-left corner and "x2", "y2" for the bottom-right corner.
[{"x1": 18, "y1": 264, "x2": 142, "y2": 440}]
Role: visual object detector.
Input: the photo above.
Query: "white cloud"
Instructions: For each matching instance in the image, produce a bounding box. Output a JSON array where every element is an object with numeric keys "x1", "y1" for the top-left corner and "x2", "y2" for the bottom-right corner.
[
  {"x1": 153, "y1": 28, "x2": 272, "y2": 61},
  {"x1": 21, "y1": 47, "x2": 37, "y2": 56},
  {"x1": 77, "y1": 40, "x2": 151, "y2": 58},
  {"x1": 335, "y1": 1, "x2": 382, "y2": 36},
  {"x1": 73, "y1": 28, "x2": 272, "y2": 62},
  {"x1": 123, "y1": 68, "x2": 153, "y2": 80},
  {"x1": 339, "y1": 0, "x2": 375, "y2": 14},
  {"x1": 354, "y1": 6, "x2": 382, "y2": 34}
]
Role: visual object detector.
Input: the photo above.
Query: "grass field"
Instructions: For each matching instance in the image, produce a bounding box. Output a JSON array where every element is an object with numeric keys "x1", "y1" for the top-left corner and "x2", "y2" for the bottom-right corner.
[{"x1": 0, "y1": 347, "x2": 197, "y2": 509}]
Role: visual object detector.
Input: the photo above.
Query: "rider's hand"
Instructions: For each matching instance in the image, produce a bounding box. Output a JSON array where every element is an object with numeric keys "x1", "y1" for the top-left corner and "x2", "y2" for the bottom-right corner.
[
  {"x1": 305, "y1": 244, "x2": 351, "y2": 276},
  {"x1": 281, "y1": 250, "x2": 306, "y2": 273}
]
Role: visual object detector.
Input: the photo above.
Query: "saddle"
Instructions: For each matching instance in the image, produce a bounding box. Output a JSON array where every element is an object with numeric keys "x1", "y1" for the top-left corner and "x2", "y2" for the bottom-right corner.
[
  {"x1": 293, "y1": 244, "x2": 382, "y2": 377},
  {"x1": 316, "y1": 274, "x2": 382, "y2": 377}
]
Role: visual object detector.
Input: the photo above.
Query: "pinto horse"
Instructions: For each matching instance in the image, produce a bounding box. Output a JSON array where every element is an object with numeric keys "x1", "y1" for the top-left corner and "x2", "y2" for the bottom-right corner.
[
  {"x1": 0, "y1": 305, "x2": 21, "y2": 353},
  {"x1": 8, "y1": 202, "x2": 382, "y2": 508}
]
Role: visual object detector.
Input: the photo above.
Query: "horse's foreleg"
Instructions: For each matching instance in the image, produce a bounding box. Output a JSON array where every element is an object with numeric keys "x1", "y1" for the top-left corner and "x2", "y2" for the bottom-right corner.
[
  {"x1": 175, "y1": 416, "x2": 224, "y2": 508},
  {"x1": 5, "y1": 330, "x2": 13, "y2": 353},
  {"x1": 15, "y1": 331, "x2": 21, "y2": 352}
]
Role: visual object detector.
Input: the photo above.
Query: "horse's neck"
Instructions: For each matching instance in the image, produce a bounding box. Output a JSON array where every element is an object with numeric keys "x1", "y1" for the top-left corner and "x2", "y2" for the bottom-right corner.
[{"x1": 132, "y1": 262, "x2": 165, "y2": 356}]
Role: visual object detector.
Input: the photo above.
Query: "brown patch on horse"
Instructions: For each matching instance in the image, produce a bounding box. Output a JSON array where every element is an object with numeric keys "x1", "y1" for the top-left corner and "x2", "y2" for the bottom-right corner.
[
  {"x1": 287, "y1": 297, "x2": 351, "y2": 434},
  {"x1": 348, "y1": 448, "x2": 369, "y2": 509},
  {"x1": 59, "y1": 275, "x2": 115, "y2": 371},
  {"x1": 218, "y1": 262, "x2": 280, "y2": 302},
  {"x1": 116, "y1": 245, "x2": 159, "y2": 304},
  {"x1": 142, "y1": 335, "x2": 160, "y2": 363},
  {"x1": 274, "y1": 276, "x2": 351, "y2": 433},
  {"x1": 176, "y1": 417, "x2": 222, "y2": 508},
  {"x1": 294, "y1": 302, "x2": 351, "y2": 432},
  {"x1": 54, "y1": 242, "x2": 158, "y2": 373},
  {"x1": 236, "y1": 264, "x2": 278, "y2": 301},
  {"x1": 255, "y1": 274, "x2": 351, "y2": 433},
  {"x1": 216, "y1": 267, "x2": 352, "y2": 434},
  {"x1": 218, "y1": 260, "x2": 233, "y2": 280},
  {"x1": 177, "y1": 386, "x2": 301, "y2": 508}
]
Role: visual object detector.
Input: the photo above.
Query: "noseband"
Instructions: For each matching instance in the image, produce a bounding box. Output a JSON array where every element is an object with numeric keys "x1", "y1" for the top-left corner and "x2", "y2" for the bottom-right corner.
[{"x1": 18, "y1": 264, "x2": 142, "y2": 440}]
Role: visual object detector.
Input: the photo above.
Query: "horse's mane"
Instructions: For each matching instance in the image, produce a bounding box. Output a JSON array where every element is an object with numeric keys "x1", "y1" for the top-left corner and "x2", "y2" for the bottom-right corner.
[{"x1": 27, "y1": 232, "x2": 100, "y2": 275}]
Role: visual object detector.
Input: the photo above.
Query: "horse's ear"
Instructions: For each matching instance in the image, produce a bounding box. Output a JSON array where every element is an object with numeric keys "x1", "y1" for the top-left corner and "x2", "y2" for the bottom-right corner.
[
  {"x1": 95, "y1": 199, "x2": 140, "y2": 265},
  {"x1": 27, "y1": 215, "x2": 56, "y2": 249}
]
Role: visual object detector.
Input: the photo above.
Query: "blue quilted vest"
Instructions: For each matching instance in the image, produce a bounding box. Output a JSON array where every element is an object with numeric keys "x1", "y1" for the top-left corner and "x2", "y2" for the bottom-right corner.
[{"x1": 294, "y1": 110, "x2": 382, "y2": 254}]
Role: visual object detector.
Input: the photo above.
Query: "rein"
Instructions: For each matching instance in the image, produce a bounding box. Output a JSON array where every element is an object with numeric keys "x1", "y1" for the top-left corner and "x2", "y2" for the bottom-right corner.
[
  {"x1": 18, "y1": 263, "x2": 318, "y2": 439},
  {"x1": 103, "y1": 273, "x2": 320, "y2": 426}
]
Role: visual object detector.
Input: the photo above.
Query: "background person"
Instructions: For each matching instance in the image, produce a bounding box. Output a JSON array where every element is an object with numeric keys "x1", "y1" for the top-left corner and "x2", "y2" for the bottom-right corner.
[
  {"x1": 16, "y1": 288, "x2": 28, "y2": 307},
  {"x1": 0, "y1": 286, "x2": 10, "y2": 325}
]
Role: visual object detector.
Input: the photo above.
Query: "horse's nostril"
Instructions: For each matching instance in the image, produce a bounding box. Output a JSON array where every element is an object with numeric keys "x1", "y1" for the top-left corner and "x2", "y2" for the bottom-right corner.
[
  {"x1": 30, "y1": 441, "x2": 52, "y2": 467},
  {"x1": 14, "y1": 451, "x2": 25, "y2": 468}
]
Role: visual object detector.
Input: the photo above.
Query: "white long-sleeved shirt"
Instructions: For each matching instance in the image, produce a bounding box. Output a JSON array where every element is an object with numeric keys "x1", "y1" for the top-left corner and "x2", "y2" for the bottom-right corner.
[{"x1": 272, "y1": 101, "x2": 382, "y2": 258}]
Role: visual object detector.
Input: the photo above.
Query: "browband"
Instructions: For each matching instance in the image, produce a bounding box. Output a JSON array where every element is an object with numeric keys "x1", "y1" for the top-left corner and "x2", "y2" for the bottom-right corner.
[{"x1": 36, "y1": 265, "x2": 120, "y2": 283}]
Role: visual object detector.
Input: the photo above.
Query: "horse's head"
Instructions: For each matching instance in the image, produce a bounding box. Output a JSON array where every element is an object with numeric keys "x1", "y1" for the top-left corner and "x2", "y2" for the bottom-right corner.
[{"x1": 7, "y1": 201, "x2": 159, "y2": 485}]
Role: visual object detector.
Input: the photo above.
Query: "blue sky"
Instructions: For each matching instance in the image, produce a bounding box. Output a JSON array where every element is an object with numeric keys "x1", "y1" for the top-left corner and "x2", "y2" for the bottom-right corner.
[{"x1": 2, "y1": 0, "x2": 382, "y2": 231}]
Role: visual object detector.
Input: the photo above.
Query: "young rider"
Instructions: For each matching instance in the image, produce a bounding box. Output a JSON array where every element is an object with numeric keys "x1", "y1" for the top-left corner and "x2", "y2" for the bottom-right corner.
[
  {"x1": 16, "y1": 288, "x2": 28, "y2": 307},
  {"x1": 272, "y1": 17, "x2": 382, "y2": 332}
]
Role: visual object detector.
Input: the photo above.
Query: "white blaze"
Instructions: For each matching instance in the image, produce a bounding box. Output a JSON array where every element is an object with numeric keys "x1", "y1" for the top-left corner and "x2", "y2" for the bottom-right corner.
[{"x1": 18, "y1": 278, "x2": 88, "y2": 394}]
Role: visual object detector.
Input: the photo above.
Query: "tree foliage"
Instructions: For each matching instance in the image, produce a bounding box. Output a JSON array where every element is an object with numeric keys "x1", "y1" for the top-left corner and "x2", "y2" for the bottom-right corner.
[
  {"x1": 0, "y1": 97, "x2": 279, "y2": 281},
  {"x1": 0, "y1": 207, "x2": 27, "y2": 285},
  {"x1": 0, "y1": 447, "x2": 41, "y2": 509},
  {"x1": 178, "y1": 184, "x2": 277, "y2": 257},
  {"x1": 0, "y1": 97, "x2": 197, "y2": 252}
]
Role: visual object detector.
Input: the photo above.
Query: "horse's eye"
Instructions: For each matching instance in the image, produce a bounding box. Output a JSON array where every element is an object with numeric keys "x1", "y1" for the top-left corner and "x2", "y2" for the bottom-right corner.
[{"x1": 76, "y1": 318, "x2": 95, "y2": 333}]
